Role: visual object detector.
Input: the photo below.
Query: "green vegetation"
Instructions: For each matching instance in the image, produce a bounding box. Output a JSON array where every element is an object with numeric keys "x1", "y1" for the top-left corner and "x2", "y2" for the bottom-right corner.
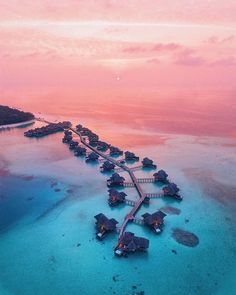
[{"x1": 0, "y1": 105, "x2": 34, "y2": 126}]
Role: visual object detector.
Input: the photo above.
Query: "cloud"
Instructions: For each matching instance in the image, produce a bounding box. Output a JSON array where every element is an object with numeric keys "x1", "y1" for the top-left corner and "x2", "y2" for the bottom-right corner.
[
  {"x1": 174, "y1": 49, "x2": 205, "y2": 66},
  {"x1": 123, "y1": 46, "x2": 147, "y2": 53},
  {"x1": 211, "y1": 56, "x2": 236, "y2": 66},
  {"x1": 123, "y1": 42, "x2": 182, "y2": 54},
  {"x1": 152, "y1": 43, "x2": 182, "y2": 51},
  {"x1": 204, "y1": 35, "x2": 235, "y2": 44},
  {"x1": 146, "y1": 58, "x2": 160, "y2": 64}
]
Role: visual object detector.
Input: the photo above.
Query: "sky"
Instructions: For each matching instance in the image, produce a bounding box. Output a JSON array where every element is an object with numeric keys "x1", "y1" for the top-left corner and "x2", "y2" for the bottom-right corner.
[{"x1": 0, "y1": 1, "x2": 236, "y2": 99}]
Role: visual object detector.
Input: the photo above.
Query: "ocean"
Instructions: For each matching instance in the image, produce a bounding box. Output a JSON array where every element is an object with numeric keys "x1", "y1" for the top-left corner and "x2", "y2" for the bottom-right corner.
[{"x1": 0, "y1": 92, "x2": 236, "y2": 295}]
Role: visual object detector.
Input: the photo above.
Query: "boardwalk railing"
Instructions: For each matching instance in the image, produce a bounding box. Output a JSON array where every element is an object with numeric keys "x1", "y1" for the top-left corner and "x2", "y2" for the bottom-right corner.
[
  {"x1": 133, "y1": 218, "x2": 144, "y2": 225},
  {"x1": 136, "y1": 178, "x2": 155, "y2": 183},
  {"x1": 125, "y1": 199, "x2": 136, "y2": 206},
  {"x1": 123, "y1": 182, "x2": 135, "y2": 187},
  {"x1": 145, "y1": 192, "x2": 164, "y2": 198}
]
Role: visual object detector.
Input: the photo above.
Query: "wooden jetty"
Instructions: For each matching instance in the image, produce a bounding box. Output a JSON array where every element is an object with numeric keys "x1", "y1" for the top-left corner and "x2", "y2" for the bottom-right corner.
[
  {"x1": 67, "y1": 126, "x2": 152, "y2": 241},
  {"x1": 36, "y1": 118, "x2": 178, "y2": 250},
  {"x1": 123, "y1": 182, "x2": 135, "y2": 187}
]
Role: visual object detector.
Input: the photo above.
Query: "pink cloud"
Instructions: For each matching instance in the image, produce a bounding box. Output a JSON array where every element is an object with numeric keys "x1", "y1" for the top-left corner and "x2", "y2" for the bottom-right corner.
[
  {"x1": 174, "y1": 49, "x2": 205, "y2": 66},
  {"x1": 1, "y1": 1, "x2": 236, "y2": 25},
  {"x1": 211, "y1": 56, "x2": 236, "y2": 66},
  {"x1": 123, "y1": 46, "x2": 148, "y2": 53},
  {"x1": 123, "y1": 43, "x2": 181, "y2": 54},
  {"x1": 204, "y1": 35, "x2": 235, "y2": 44},
  {"x1": 152, "y1": 43, "x2": 182, "y2": 51},
  {"x1": 146, "y1": 58, "x2": 160, "y2": 64}
]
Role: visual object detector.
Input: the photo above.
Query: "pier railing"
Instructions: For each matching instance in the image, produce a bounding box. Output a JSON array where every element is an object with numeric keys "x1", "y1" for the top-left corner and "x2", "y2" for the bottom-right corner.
[
  {"x1": 145, "y1": 192, "x2": 164, "y2": 198},
  {"x1": 133, "y1": 218, "x2": 144, "y2": 225},
  {"x1": 136, "y1": 178, "x2": 155, "y2": 183},
  {"x1": 125, "y1": 199, "x2": 136, "y2": 206},
  {"x1": 123, "y1": 182, "x2": 135, "y2": 187}
]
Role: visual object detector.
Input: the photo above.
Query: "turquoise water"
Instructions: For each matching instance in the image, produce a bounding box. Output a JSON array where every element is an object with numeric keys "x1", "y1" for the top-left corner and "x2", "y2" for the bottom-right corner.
[{"x1": 0, "y1": 121, "x2": 236, "y2": 295}]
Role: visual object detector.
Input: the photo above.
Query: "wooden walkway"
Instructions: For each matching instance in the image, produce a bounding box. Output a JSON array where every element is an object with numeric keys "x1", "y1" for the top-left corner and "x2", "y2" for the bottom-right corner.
[
  {"x1": 70, "y1": 127, "x2": 151, "y2": 240},
  {"x1": 115, "y1": 165, "x2": 142, "y2": 173},
  {"x1": 37, "y1": 118, "x2": 157, "y2": 243}
]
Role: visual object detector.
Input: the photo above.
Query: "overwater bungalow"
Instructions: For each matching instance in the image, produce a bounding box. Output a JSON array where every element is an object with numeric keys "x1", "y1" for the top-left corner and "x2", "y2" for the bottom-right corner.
[
  {"x1": 88, "y1": 133, "x2": 99, "y2": 146},
  {"x1": 142, "y1": 157, "x2": 157, "y2": 169},
  {"x1": 109, "y1": 146, "x2": 123, "y2": 156},
  {"x1": 97, "y1": 141, "x2": 110, "y2": 151},
  {"x1": 100, "y1": 161, "x2": 115, "y2": 172},
  {"x1": 76, "y1": 124, "x2": 83, "y2": 132},
  {"x1": 24, "y1": 121, "x2": 71, "y2": 138},
  {"x1": 62, "y1": 134, "x2": 72, "y2": 143},
  {"x1": 125, "y1": 151, "x2": 139, "y2": 161},
  {"x1": 144, "y1": 196, "x2": 150, "y2": 204},
  {"x1": 58, "y1": 121, "x2": 72, "y2": 129},
  {"x1": 74, "y1": 146, "x2": 87, "y2": 156},
  {"x1": 69, "y1": 140, "x2": 79, "y2": 150},
  {"x1": 153, "y1": 170, "x2": 169, "y2": 183},
  {"x1": 64, "y1": 130, "x2": 72, "y2": 136},
  {"x1": 163, "y1": 183, "x2": 182, "y2": 200},
  {"x1": 142, "y1": 211, "x2": 167, "y2": 234},
  {"x1": 94, "y1": 213, "x2": 118, "y2": 240},
  {"x1": 81, "y1": 127, "x2": 92, "y2": 136},
  {"x1": 108, "y1": 189, "x2": 127, "y2": 206},
  {"x1": 107, "y1": 173, "x2": 125, "y2": 187},
  {"x1": 114, "y1": 232, "x2": 149, "y2": 257},
  {"x1": 86, "y1": 152, "x2": 99, "y2": 162}
]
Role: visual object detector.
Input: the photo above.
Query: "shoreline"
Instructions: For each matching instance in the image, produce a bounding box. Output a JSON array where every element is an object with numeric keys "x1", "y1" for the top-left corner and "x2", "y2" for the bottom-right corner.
[{"x1": 0, "y1": 119, "x2": 35, "y2": 130}]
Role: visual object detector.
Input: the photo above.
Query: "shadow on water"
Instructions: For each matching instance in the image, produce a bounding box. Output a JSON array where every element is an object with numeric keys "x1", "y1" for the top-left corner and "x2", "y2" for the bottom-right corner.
[
  {"x1": 0, "y1": 173, "x2": 83, "y2": 234},
  {"x1": 35, "y1": 195, "x2": 71, "y2": 221}
]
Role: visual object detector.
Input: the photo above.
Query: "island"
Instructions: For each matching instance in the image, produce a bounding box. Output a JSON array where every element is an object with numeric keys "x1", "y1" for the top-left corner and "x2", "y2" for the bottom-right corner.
[{"x1": 0, "y1": 105, "x2": 35, "y2": 126}]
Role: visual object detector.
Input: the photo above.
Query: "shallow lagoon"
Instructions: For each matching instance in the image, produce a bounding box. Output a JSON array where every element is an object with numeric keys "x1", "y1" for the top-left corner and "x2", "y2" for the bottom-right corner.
[{"x1": 0, "y1": 119, "x2": 236, "y2": 295}]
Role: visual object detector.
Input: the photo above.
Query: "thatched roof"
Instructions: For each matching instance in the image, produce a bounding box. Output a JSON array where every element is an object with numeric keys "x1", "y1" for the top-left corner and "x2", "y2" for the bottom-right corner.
[
  {"x1": 124, "y1": 151, "x2": 139, "y2": 160},
  {"x1": 119, "y1": 232, "x2": 149, "y2": 250},
  {"x1": 142, "y1": 211, "x2": 166, "y2": 225},
  {"x1": 87, "y1": 152, "x2": 99, "y2": 160},
  {"x1": 142, "y1": 157, "x2": 153, "y2": 165},
  {"x1": 109, "y1": 173, "x2": 125, "y2": 183},
  {"x1": 94, "y1": 213, "x2": 118, "y2": 231},
  {"x1": 74, "y1": 146, "x2": 86, "y2": 154},
  {"x1": 108, "y1": 189, "x2": 127, "y2": 201},
  {"x1": 76, "y1": 124, "x2": 83, "y2": 131},
  {"x1": 163, "y1": 183, "x2": 180, "y2": 196},
  {"x1": 153, "y1": 169, "x2": 168, "y2": 181},
  {"x1": 102, "y1": 161, "x2": 115, "y2": 170}
]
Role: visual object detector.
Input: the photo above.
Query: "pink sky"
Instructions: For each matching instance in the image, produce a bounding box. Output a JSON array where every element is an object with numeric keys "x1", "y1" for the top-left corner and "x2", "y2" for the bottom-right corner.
[{"x1": 0, "y1": 1, "x2": 236, "y2": 93}]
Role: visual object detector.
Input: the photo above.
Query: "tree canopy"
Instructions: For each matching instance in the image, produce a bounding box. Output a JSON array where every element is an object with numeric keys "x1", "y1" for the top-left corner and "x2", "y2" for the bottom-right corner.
[{"x1": 0, "y1": 105, "x2": 34, "y2": 126}]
